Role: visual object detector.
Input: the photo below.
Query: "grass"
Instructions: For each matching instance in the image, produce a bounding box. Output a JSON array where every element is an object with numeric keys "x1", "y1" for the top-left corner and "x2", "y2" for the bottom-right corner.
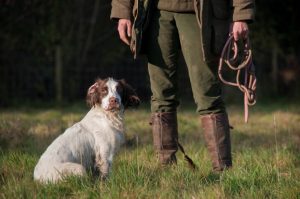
[{"x1": 0, "y1": 101, "x2": 300, "y2": 199}]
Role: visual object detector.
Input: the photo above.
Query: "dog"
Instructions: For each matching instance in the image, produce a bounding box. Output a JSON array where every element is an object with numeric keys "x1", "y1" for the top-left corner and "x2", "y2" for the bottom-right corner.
[{"x1": 34, "y1": 78, "x2": 140, "y2": 183}]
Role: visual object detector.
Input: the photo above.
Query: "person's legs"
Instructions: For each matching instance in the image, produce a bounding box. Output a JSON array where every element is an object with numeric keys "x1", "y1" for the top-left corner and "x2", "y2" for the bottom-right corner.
[
  {"x1": 174, "y1": 12, "x2": 225, "y2": 115},
  {"x1": 146, "y1": 10, "x2": 181, "y2": 165},
  {"x1": 146, "y1": 10, "x2": 181, "y2": 113},
  {"x1": 175, "y1": 12, "x2": 232, "y2": 171}
]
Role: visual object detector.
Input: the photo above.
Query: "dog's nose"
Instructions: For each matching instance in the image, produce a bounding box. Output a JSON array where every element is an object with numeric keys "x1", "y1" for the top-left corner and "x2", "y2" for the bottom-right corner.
[{"x1": 109, "y1": 97, "x2": 119, "y2": 104}]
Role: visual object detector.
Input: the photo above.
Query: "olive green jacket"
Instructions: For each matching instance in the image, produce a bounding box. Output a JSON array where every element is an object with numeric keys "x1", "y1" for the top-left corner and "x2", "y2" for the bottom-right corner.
[{"x1": 111, "y1": 0, "x2": 255, "y2": 61}]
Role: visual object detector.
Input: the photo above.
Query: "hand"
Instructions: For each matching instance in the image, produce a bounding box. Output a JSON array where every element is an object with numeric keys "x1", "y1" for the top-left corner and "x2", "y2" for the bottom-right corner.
[
  {"x1": 231, "y1": 21, "x2": 249, "y2": 41},
  {"x1": 117, "y1": 19, "x2": 132, "y2": 45}
]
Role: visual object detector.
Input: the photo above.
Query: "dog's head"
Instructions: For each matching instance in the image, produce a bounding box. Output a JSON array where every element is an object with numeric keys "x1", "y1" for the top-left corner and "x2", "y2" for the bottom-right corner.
[{"x1": 86, "y1": 78, "x2": 140, "y2": 111}]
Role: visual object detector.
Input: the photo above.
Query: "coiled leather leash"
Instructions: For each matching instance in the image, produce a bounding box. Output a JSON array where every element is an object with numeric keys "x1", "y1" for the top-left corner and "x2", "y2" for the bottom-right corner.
[{"x1": 218, "y1": 34, "x2": 257, "y2": 123}]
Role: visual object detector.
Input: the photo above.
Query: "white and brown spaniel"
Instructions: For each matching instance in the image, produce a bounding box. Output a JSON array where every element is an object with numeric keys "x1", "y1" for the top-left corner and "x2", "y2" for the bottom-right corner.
[{"x1": 34, "y1": 78, "x2": 140, "y2": 183}]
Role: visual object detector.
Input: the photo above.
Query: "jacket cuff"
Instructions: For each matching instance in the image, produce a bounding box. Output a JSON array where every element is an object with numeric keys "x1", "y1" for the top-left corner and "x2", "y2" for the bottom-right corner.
[
  {"x1": 233, "y1": 10, "x2": 255, "y2": 22},
  {"x1": 110, "y1": 2, "x2": 132, "y2": 20},
  {"x1": 232, "y1": 0, "x2": 255, "y2": 22}
]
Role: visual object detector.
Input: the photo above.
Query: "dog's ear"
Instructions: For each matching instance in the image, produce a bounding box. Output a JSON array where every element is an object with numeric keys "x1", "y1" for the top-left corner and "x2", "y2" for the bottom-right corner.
[
  {"x1": 127, "y1": 95, "x2": 140, "y2": 108},
  {"x1": 118, "y1": 79, "x2": 140, "y2": 108},
  {"x1": 86, "y1": 79, "x2": 102, "y2": 107}
]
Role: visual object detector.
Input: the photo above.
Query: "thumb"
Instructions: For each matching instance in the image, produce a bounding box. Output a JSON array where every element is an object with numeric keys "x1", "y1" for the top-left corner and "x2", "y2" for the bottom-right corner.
[
  {"x1": 233, "y1": 30, "x2": 239, "y2": 41},
  {"x1": 127, "y1": 21, "x2": 132, "y2": 37}
]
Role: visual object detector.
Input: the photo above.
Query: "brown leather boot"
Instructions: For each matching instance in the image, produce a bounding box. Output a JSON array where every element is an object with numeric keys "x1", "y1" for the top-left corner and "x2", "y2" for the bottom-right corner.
[
  {"x1": 200, "y1": 112, "x2": 232, "y2": 171},
  {"x1": 150, "y1": 112, "x2": 178, "y2": 166}
]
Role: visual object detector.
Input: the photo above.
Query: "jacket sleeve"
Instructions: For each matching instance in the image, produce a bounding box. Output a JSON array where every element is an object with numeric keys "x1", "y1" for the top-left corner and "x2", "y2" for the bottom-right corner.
[
  {"x1": 232, "y1": 0, "x2": 255, "y2": 22},
  {"x1": 111, "y1": 0, "x2": 134, "y2": 20}
]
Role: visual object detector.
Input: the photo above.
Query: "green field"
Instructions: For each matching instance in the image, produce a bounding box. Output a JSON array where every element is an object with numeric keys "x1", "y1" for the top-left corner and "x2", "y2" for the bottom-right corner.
[{"x1": 1, "y1": 102, "x2": 300, "y2": 198}]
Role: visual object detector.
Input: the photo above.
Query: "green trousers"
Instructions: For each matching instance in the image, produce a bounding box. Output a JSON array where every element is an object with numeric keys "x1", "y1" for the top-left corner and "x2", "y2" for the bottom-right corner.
[{"x1": 145, "y1": 9, "x2": 226, "y2": 115}]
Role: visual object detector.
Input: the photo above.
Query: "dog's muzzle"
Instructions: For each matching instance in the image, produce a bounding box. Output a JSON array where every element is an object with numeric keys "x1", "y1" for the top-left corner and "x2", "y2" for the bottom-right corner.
[{"x1": 107, "y1": 97, "x2": 120, "y2": 111}]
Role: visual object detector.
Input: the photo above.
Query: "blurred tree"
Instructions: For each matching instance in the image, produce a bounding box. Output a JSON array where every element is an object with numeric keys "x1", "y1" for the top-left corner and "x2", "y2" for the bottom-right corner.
[
  {"x1": 0, "y1": 0, "x2": 299, "y2": 106},
  {"x1": 252, "y1": 0, "x2": 300, "y2": 96},
  {"x1": 0, "y1": 0, "x2": 130, "y2": 106}
]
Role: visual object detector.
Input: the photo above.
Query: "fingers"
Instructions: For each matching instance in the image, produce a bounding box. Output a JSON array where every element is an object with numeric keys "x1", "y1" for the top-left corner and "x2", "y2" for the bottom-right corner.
[
  {"x1": 232, "y1": 22, "x2": 249, "y2": 41},
  {"x1": 240, "y1": 25, "x2": 249, "y2": 39},
  {"x1": 118, "y1": 21, "x2": 130, "y2": 45},
  {"x1": 118, "y1": 19, "x2": 132, "y2": 45}
]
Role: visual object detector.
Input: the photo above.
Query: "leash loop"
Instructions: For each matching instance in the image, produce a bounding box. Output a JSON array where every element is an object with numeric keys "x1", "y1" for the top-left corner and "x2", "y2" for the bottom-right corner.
[{"x1": 218, "y1": 34, "x2": 257, "y2": 123}]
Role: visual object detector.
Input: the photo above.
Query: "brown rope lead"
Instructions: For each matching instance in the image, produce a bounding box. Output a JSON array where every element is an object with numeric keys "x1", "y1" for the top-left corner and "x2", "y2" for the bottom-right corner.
[{"x1": 218, "y1": 34, "x2": 257, "y2": 123}]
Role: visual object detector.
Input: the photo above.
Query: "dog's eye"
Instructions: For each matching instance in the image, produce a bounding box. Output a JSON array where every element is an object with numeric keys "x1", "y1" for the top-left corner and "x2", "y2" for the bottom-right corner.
[
  {"x1": 101, "y1": 87, "x2": 108, "y2": 93},
  {"x1": 116, "y1": 85, "x2": 123, "y2": 94}
]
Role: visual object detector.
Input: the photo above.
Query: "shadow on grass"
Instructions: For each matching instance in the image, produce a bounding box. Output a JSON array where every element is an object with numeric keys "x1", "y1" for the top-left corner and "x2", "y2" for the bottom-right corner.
[{"x1": 202, "y1": 172, "x2": 222, "y2": 184}]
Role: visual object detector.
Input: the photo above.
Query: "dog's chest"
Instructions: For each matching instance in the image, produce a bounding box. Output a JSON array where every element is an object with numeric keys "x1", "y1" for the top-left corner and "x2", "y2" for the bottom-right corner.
[{"x1": 81, "y1": 109, "x2": 125, "y2": 148}]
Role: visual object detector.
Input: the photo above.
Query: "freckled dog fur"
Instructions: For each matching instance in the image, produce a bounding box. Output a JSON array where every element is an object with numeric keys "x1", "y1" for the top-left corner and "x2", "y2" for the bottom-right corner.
[{"x1": 34, "y1": 78, "x2": 139, "y2": 183}]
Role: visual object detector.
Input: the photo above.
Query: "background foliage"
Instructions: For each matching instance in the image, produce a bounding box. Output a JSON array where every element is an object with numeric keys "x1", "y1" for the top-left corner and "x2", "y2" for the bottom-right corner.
[{"x1": 0, "y1": 0, "x2": 300, "y2": 106}]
